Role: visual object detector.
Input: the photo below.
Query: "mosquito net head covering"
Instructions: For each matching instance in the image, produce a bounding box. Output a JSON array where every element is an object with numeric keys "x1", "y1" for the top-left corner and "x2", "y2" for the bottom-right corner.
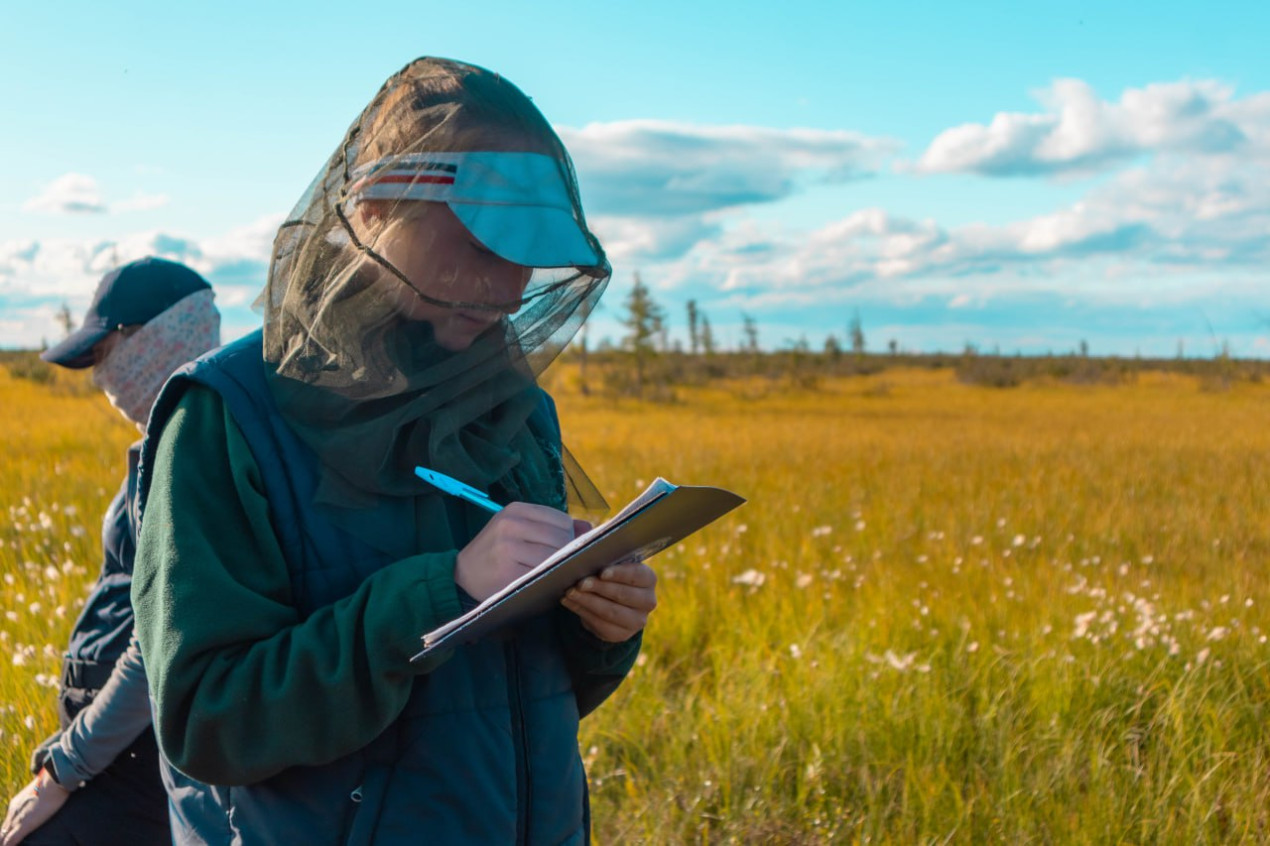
[{"x1": 261, "y1": 57, "x2": 608, "y2": 533}]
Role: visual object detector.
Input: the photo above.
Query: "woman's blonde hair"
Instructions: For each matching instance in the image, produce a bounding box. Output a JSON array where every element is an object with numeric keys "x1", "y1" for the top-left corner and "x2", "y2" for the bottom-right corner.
[{"x1": 354, "y1": 57, "x2": 566, "y2": 165}]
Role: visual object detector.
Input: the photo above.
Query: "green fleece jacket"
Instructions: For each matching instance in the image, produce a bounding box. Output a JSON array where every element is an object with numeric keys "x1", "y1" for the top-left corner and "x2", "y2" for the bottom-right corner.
[{"x1": 132, "y1": 384, "x2": 639, "y2": 785}]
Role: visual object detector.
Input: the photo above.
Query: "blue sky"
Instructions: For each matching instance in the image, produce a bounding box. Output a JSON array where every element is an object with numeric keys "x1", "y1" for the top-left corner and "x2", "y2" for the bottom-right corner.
[{"x1": 3, "y1": 0, "x2": 1268, "y2": 356}]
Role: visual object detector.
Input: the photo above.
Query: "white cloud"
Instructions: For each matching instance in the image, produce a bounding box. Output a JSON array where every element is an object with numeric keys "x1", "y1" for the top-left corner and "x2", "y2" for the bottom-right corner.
[
  {"x1": 22, "y1": 173, "x2": 174, "y2": 215},
  {"x1": 620, "y1": 79, "x2": 1270, "y2": 312},
  {"x1": 588, "y1": 214, "x2": 723, "y2": 264},
  {"x1": 0, "y1": 237, "x2": 113, "y2": 296},
  {"x1": 559, "y1": 103, "x2": 1266, "y2": 285},
  {"x1": 0, "y1": 215, "x2": 281, "y2": 348},
  {"x1": 562, "y1": 120, "x2": 899, "y2": 216},
  {"x1": 915, "y1": 78, "x2": 1266, "y2": 177},
  {"x1": 569, "y1": 82, "x2": 1268, "y2": 297},
  {"x1": 556, "y1": 121, "x2": 900, "y2": 266},
  {"x1": 200, "y1": 213, "x2": 285, "y2": 266},
  {"x1": 22, "y1": 173, "x2": 107, "y2": 214},
  {"x1": 0, "y1": 240, "x2": 40, "y2": 277},
  {"x1": 662, "y1": 146, "x2": 1268, "y2": 308}
]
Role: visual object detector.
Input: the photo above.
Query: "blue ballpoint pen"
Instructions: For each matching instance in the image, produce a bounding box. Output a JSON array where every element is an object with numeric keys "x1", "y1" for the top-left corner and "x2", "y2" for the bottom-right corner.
[{"x1": 414, "y1": 466, "x2": 503, "y2": 513}]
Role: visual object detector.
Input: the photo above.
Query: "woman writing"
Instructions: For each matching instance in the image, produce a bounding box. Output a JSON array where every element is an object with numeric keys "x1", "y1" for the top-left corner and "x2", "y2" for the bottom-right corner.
[{"x1": 132, "y1": 57, "x2": 655, "y2": 844}]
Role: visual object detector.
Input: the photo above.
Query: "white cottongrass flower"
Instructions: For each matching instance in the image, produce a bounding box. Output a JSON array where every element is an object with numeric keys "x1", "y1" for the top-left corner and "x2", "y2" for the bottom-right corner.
[
  {"x1": 810, "y1": 525, "x2": 832, "y2": 538},
  {"x1": 1206, "y1": 626, "x2": 1230, "y2": 641},
  {"x1": 1073, "y1": 611, "x2": 1098, "y2": 639},
  {"x1": 885, "y1": 650, "x2": 916, "y2": 671},
  {"x1": 732, "y1": 569, "x2": 766, "y2": 588},
  {"x1": 866, "y1": 650, "x2": 930, "y2": 673}
]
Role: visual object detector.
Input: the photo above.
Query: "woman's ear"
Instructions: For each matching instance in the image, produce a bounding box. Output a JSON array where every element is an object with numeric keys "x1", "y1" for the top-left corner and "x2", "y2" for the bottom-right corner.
[
  {"x1": 356, "y1": 199, "x2": 391, "y2": 225},
  {"x1": 350, "y1": 199, "x2": 397, "y2": 246}
]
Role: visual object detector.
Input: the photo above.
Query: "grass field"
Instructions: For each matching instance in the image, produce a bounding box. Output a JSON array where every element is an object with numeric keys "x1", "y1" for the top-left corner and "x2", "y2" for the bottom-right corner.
[{"x1": 4, "y1": 362, "x2": 1270, "y2": 842}]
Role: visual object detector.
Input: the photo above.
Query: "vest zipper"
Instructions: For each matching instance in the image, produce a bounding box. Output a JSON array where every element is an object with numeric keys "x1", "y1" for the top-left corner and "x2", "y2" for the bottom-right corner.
[{"x1": 506, "y1": 641, "x2": 531, "y2": 845}]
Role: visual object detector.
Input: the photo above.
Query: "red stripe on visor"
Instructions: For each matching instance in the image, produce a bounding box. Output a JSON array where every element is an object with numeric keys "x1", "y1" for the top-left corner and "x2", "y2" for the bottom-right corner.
[{"x1": 375, "y1": 174, "x2": 456, "y2": 185}]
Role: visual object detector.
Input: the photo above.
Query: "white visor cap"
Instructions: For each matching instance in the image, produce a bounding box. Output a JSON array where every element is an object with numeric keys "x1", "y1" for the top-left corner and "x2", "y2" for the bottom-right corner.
[{"x1": 351, "y1": 151, "x2": 602, "y2": 270}]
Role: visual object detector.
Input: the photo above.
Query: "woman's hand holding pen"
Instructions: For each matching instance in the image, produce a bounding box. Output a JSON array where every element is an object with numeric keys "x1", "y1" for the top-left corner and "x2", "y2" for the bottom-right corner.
[
  {"x1": 562, "y1": 562, "x2": 658, "y2": 643},
  {"x1": 455, "y1": 503, "x2": 589, "y2": 601}
]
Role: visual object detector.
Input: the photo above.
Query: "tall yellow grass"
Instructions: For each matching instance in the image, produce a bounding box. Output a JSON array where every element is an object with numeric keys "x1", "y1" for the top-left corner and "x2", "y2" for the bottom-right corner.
[
  {"x1": 4, "y1": 364, "x2": 1269, "y2": 842},
  {"x1": 0, "y1": 367, "x2": 136, "y2": 786}
]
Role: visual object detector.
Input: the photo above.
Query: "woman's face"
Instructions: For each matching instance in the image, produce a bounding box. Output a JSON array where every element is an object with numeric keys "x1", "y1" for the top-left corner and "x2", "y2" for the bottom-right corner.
[{"x1": 368, "y1": 202, "x2": 532, "y2": 351}]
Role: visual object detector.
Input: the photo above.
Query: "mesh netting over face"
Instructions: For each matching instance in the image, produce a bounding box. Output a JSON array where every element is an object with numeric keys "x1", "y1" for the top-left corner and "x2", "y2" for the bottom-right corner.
[{"x1": 259, "y1": 58, "x2": 609, "y2": 515}]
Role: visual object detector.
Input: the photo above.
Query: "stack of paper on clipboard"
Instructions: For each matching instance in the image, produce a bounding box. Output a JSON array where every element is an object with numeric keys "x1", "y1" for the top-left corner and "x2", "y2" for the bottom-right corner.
[{"x1": 412, "y1": 477, "x2": 745, "y2": 660}]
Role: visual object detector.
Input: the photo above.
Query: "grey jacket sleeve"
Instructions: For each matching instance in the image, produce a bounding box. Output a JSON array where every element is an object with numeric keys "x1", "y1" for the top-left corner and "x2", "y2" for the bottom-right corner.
[{"x1": 45, "y1": 632, "x2": 153, "y2": 790}]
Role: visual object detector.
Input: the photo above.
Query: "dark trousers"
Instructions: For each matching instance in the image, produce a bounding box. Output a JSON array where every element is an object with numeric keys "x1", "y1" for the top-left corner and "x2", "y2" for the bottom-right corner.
[
  {"x1": 20, "y1": 675, "x2": 170, "y2": 846},
  {"x1": 21, "y1": 730, "x2": 169, "y2": 846}
]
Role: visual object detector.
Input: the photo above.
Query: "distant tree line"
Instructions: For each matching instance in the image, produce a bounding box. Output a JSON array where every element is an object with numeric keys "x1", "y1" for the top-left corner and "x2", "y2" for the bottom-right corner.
[{"x1": 565, "y1": 273, "x2": 1270, "y2": 400}]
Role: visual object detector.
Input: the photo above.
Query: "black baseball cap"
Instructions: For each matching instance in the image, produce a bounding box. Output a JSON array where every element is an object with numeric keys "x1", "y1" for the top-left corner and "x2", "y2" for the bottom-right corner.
[{"x1": 41, "y1": 257, "x2": 212, "y2": 369}]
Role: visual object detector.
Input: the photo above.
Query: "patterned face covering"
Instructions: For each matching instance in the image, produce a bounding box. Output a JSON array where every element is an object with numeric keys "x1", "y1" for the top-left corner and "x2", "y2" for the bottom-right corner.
[{"x1": 92, "y1": 289, "x2": 221, "y2": 429}]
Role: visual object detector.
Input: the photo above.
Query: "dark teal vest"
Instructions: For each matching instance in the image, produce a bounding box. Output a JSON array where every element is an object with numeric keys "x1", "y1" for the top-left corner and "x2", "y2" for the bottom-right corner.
[{"x1": 139, "y1": 331, "x2": 589, "y2": 845}]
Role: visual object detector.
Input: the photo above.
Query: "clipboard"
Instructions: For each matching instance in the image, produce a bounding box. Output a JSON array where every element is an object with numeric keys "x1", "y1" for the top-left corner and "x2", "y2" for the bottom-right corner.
[{"x1": 412, "y1": 477, "x2": 745, "y2": 660}]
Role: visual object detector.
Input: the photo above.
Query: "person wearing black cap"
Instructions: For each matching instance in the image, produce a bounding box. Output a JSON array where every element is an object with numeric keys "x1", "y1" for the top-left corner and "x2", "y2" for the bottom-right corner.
[{"x1": 0, "y1": 257, "x2": 221, "y2": 846}]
